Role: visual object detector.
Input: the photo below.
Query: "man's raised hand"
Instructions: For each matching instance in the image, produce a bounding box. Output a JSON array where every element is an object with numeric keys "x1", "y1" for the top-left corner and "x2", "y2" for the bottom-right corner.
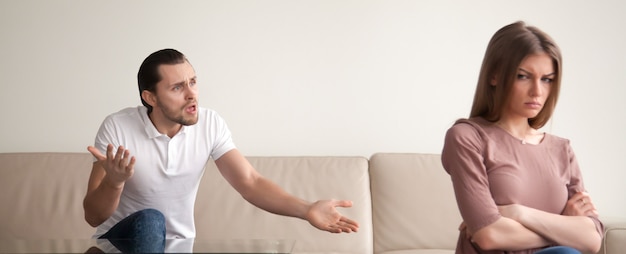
[{"x1": 87, "y1": 144, "x2": 135, "y2": 188}]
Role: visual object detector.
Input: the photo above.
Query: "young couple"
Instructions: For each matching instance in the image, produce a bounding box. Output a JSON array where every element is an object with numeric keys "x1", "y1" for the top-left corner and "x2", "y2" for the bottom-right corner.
[{"x1": 84, "y1": 21, "x2": 603, "y2": 254}]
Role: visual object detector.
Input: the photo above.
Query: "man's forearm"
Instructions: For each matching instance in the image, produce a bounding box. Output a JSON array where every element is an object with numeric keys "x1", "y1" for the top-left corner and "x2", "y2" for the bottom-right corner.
[
  {"x1": 83, "y1": 180, "x2": 123, "y2": 227},
  {"x1": 239, "y1": 176, "x2": 310, "y2": 219}
]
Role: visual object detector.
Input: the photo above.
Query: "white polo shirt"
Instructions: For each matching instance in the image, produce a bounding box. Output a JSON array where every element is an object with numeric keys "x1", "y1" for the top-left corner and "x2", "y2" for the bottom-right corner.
[{"x1": 92, "y1": 106, "x2": 236, "y2": 239}]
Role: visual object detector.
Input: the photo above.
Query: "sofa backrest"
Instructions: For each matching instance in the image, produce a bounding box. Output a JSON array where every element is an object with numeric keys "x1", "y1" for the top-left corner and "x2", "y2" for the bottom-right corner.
[
  {"x1": 3, "y1": 152, "x2": 460, "y2": 253},
  {"x1": 0, "y1": 153, "x2": 95, "y2": 239},
  {"x1": 196, "y1": 156, "x2": 373, "y2": 253},
  {"x1": 369, "y1": 153, "x2": 461, "y2": 253}
]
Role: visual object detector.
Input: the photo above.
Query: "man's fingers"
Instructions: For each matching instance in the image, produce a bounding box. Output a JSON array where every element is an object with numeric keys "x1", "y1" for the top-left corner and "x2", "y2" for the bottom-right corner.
[
  {"x1": 329, "y1": 222, "x2": 355, "y2": 233},
  {"x1": 119, "y1": 149, "x2": 130, "y2": 167},
  {"x1": 87, "y1": 146, "x2": 106, "y2": 161},
  {"x1": 114, "y1": 145, "x2": 125, "y2": 163},
  {"x1": 339, "y1": 217, "x2": 359, "y2": 230},
  {"x1": 333, "y1": 200, "x2": 353, "y2": 208},
  {"x1": 89, "y1": 144, "x2": 134, "y2": 173},
  {"x1": 125, "y1": 156, "x2": 136, "y2": 174},
  {"x1": 342, "y1": 219, "x2": 359, "y2": 232},
  {"x1": 106, "y1": 144, "x2": 115, "y2": 161}
]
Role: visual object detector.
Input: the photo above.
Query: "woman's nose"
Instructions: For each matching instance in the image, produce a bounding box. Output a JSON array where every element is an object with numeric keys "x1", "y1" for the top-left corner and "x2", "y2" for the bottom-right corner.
[{"x1": 530, "y1": 79, "x2": 543, "y2": 97}]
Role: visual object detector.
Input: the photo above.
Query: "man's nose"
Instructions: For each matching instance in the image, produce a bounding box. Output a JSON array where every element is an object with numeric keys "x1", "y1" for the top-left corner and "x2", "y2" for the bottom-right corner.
[{"x1": 185, "y1": 84, "x2": 197, "y2": 100}]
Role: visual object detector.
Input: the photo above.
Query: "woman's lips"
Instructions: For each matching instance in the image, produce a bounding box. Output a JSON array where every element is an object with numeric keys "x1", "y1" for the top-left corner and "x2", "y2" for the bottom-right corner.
[{"x1": 526, "y1": 102, "x2": 542, "y2": 109}]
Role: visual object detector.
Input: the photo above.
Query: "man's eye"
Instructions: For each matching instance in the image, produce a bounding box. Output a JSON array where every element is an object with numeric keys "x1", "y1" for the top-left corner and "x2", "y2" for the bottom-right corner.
[{"x1": 173, "y1": 86, "x2": 181, "y2": 91}]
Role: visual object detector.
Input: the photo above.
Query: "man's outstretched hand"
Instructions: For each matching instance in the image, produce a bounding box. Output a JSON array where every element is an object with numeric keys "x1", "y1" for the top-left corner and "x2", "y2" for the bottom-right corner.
[
  {"x1": 87, "y1": 144, "x2": 135, "y2": 188},
  {"x1": 305, "y1": 199, "x2": 359, "y2": 233}
]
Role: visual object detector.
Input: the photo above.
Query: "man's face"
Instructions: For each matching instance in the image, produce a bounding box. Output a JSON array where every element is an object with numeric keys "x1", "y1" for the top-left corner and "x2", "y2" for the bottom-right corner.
[{"x1": 151, "y1": 61, "x2": 199, "y2": 126}]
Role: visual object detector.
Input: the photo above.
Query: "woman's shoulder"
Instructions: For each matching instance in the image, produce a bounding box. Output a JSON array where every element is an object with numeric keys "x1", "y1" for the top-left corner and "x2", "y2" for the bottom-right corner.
[
  {"x1": 543, "y1": 132, "x2": 572, "y2": 147},
  {"x1": 447, "y1": 117, "x2": 490, "y2": 133},
  {"x1": 444, "y1": 117, "x2": 493, "y2": 145}
]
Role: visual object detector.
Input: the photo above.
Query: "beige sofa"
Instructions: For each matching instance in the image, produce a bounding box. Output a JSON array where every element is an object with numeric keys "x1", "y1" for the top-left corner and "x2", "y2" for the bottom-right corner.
[{"x1": 0, "y1": 152, "x2": 624, "y2": 253}]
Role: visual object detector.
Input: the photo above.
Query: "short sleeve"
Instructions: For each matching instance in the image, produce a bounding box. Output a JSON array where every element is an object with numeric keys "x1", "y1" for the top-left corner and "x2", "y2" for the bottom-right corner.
[
  {"x1": 207, "y1": 111, "x2": 236, "y2": 160},
  {"x1": 93, "y1": 115, "x2": 120, "y2": 161},
  {"x1": 441, "y1": 121, "x2": 501, "y2": 233},
  {"x1": 564, "y1": 141, "x2": 605, "y2": 237}
]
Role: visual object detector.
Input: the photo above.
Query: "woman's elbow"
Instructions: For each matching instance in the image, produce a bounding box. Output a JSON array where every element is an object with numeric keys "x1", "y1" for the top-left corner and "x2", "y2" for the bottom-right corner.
[
  {"x1": 579, "y1": 234, "x2": 602, "y2": 254},
  {"x1": 590, "y1": 242, "x2": 602, "y2": 254},
  {"x1": 472, "y1": 229, "x2": 501, "y2": 251}
]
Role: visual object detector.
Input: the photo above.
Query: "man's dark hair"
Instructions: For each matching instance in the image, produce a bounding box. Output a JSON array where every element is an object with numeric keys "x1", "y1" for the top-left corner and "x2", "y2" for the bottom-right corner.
[{"x1": 137, "y1": 48, "x2": 188, "y2": 114}]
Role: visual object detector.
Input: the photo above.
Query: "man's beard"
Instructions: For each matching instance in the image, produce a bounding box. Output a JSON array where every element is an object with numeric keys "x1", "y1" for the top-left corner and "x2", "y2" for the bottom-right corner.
[{"x1": 157, "y1": 100, "x2": 198, "y2": 126}]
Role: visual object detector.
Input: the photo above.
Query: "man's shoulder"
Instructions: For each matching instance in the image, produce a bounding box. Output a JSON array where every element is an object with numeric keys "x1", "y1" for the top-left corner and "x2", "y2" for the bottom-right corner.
[
  {"x1": 197, "y1": 107, "x2": 225, "y2": 121},
  {"x1": 106, "y1": 106, "x2": 145, "y2": 118},
  {"x1": 101, "y1": 106, "x2": 147, "y2": 126},
  {"x1": 198, "y1": 106, "x2": 217, "y2": 114}
]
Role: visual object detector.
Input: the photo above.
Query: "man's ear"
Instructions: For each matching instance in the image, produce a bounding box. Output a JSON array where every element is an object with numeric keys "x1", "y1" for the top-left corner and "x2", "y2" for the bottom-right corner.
[{"x1": 141, "y1": 90, "x2": 156, "y2": 108}]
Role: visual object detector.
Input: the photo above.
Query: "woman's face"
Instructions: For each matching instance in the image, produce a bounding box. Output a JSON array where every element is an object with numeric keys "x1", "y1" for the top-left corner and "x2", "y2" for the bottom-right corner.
[{"x1": 504, "y1": 53, "x2": 555, "y2": 120}]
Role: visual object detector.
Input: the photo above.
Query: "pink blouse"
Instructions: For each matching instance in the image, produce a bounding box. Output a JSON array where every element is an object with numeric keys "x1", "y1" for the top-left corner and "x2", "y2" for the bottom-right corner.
[{"x1": 441, "y1": 117, "x2": 603, "y2": 254}]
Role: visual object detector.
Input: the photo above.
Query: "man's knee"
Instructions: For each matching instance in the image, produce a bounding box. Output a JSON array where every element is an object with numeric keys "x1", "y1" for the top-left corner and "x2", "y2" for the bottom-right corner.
[
  {"x1": 134, "y1": 208, "x2": 166, "y2": 229},
  {"x1": 136, "y1": 209, "x2": 165, "y2": 222}
]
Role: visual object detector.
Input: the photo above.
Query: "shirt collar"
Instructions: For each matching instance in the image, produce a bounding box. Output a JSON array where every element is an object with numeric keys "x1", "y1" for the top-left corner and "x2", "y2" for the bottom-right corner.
[{"x1": 140, "y1": 107, "x2": 187, "y2": 139}]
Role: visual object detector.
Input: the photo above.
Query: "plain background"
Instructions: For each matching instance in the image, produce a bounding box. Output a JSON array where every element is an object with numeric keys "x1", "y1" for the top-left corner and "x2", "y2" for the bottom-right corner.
[{"x1": 1, "y1": 1, "x2": 624, "y2": 219}]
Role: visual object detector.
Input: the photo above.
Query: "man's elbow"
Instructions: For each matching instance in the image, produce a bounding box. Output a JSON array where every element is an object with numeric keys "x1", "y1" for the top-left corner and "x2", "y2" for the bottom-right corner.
[
  {"x1": 85, "y1": 214, "x2": 104, "y2": 228},
  {"x1": 83, "y1": 204, "x2": 105, "y2": 227}
]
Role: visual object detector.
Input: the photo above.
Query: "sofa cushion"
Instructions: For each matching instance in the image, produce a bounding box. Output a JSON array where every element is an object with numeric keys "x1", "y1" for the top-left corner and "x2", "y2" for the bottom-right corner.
[
  {"x1": 369, "y1": 153, "x2": 460, "y2": 253},
  {"x1": 378, "y1": 250, "x2": 454, "y2": 254},
  {"x1": 0, "y1": 153, "x2": 95, "y2": 239},
  {"x1": 196, "y1": 156, "x2": 373, "y2": 254},
  {"x1": 600, "y1": 217, "x2": 626, "y2": 254}
]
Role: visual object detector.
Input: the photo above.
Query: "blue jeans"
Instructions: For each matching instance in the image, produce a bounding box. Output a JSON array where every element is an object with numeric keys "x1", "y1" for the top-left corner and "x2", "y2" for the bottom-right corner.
[
  {"x1": 99, "y1": 208, "x2": 166, "y2": 253},
  {"x1": 536, "y1": 246, "x2": 581, "y2": 254}
]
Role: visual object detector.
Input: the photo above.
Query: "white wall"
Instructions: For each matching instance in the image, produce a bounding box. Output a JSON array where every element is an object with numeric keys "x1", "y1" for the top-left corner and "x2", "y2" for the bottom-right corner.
[{"x1": 1, "y1": 1, "x2": 624, "y2": 218}]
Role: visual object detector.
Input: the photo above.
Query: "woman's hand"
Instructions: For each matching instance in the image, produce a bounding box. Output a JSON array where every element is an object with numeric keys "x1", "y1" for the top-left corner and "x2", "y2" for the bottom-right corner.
[
  {"x1": 458, "y1": 221, "x2": 474, "y2": 241},
  {"x1": 562, "y1": 192, "x2": 598, "y2": 217}
]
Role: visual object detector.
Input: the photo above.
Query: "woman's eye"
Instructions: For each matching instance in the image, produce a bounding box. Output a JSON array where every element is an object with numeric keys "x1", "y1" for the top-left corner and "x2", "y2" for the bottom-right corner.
[
  {"x1": 517, "y1": 74, "x2": 528, "y2": 80},
  {"x1": 542, "y1": 77, "x2": 554, "y2": 83}
]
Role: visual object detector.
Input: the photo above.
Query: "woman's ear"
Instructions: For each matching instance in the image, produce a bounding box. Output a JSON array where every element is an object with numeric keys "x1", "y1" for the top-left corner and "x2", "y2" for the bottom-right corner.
[
  {"x1": 490, "y1": 76, "x2": 497, "y2": 86},
  {"x1": 141, "y1": 90, "x2": 156, "y2": 108}
]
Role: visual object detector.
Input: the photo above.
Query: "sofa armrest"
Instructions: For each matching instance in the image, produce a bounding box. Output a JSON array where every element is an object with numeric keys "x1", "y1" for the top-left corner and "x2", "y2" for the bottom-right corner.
[{"x1": 600, "y1": 217, "x2": 626, "y2": 254}]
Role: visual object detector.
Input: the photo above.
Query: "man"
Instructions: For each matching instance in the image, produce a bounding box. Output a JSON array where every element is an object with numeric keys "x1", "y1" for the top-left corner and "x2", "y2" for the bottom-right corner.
[{"x1": 83, "y1": 48, "x2": 358, "y2": 252}]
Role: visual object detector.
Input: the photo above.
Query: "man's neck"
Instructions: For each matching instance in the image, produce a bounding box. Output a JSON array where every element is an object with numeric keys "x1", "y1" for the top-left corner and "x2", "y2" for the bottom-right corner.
[{"x1": 148, "y1": 112, "x2": 182, "y2": 138}]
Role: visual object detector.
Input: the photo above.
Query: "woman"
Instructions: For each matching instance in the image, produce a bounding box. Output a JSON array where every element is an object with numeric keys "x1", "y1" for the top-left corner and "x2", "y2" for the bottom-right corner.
[{"x1": 441, "y1": 21, "x2": 603, "y2": 254}]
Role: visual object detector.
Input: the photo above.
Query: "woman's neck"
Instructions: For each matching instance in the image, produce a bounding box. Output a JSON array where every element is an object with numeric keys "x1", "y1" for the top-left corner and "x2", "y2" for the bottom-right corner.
[{"x1": 494, "y1": 117, "x2": 541, "y2": 144}]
